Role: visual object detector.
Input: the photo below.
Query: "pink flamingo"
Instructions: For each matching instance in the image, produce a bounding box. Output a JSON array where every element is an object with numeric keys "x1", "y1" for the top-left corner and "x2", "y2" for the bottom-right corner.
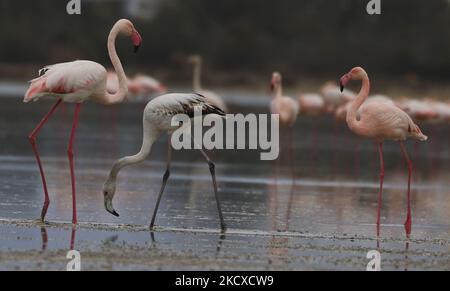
[
  {"x1": 129, "y1": 74, "x2": 167, "y2": 96},
  {"x1": 270, "y1": 72, "x2": 299, "y2": 176},
  {"x1": 106, "y1": 71, "x2": 167, "y2": 97},
  {"x1": 24, "y1": 19, "x2": 142, "y2": 225},
  {"x1": 270, "y1": 72, "x2": 299, "y2": 128},
  {"x1": 321, "y1": 81, "x2": 356, "y2": 113},
  {"x1": 298, "y1": 94, "x2": 325, "y2": 115},
  {"x1": 340, "y1": 67, "x2": 428, "y2": 237}
]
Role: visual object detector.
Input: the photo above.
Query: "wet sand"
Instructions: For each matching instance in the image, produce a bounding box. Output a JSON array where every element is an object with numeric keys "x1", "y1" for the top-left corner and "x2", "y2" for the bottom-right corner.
[{"x1": 0, "y1": 96, "x2": 449, "y2": 271}]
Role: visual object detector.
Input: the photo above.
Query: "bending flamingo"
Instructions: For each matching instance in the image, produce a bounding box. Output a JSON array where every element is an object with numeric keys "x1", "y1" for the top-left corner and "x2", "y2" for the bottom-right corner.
[
  {"x1": 188, "y1": 55, "x2": 228, "y2": 112},
  {"x1": 340, "y1": 67, "x2": 427, "y2": 237},
  {"x1": 24, "y1": 19, "x2": 142, "y2": 224},
  {"x1": 102, "y1": 93, "x2": 227, "y2": 232}
]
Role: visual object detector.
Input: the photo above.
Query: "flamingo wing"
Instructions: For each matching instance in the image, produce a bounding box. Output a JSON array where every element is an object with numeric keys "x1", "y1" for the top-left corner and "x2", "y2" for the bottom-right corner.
[
  {"x1": 24, "y1": 60, "x2": 107, "y2": 103},
  {"x1": 360, "y1": 101, "x2": 425, "y2": 141},
  {"x1": 149, "y1": 93, "x2": 226, "y2": 118}
]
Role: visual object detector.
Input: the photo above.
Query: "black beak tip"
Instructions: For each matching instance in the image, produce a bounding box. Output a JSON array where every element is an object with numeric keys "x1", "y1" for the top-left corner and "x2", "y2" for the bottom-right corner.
[
  {"x1": 134, "y1": 45, "x2": 140, "y2": 53},
  {"x1": 340, "y1": 83, "x2": 344, "y2": 93},
  {"x1": 108, "y1": 209, "x2": 120, "y2": 217}
]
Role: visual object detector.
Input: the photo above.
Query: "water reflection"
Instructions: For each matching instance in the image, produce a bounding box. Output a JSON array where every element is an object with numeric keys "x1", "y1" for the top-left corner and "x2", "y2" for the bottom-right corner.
[
  {"x1": 1, "y1": 98, "x2": 450, "y2": 241},
  {"x1": 39, "y1": 225, "x2": 77, "y2": 252}
]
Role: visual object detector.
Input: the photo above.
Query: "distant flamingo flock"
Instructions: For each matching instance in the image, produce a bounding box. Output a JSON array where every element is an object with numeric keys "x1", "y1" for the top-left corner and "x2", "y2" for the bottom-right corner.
[{"x1": 23, "y1": 18, "x2": 450, "y2": 239}]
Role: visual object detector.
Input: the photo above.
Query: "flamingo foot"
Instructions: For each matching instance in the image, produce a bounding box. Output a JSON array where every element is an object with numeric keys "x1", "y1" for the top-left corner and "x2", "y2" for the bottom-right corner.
[
  {"x1": 40, "y1": 200, "x2": 50, "y2": 222},
  {"x1": 220, "y1": 223, "x2": 228, "y2": 234}
]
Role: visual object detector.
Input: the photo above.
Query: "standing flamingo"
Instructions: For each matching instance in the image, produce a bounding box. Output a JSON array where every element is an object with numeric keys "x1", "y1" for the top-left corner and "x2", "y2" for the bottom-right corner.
[
  {"x1": 102, "y1": 93, "x2": 227, "y2": 232},
  {"x1": 340, "y1": 67, "x2": 428, "y2": 237},
  {"x1": 24, "y1": 19, "x2": 142, "y2": 224},
  {"x1": 188, "y1": 55, "x2": 228, "y2": 112},
  {"x1": 270, "y1": 72, "x2": 299, "y2": 173},
  {"x1": 320, "y1": 81, "x2": 356, "y2": 113},
  {"x1": 270, "y1": 72, "x2": 299, "y2": 128},
  {"x1": 298, "y1": 94, "x2": 325, "y2": 115}
]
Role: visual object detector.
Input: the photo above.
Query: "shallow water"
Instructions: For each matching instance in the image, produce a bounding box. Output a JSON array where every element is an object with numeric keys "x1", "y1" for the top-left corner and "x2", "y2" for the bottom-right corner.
[{"x1": 0, "y1": 94, "x2": 449, "y2": 271}]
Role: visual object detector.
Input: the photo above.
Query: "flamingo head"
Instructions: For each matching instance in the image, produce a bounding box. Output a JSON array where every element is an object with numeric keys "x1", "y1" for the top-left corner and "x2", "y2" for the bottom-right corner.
[
  {"x1": 340, "y1": 67, "x2": 367, "y2": 92},
  {"x1": 103, "y1": 179, "x2": 119, "y2": 217},
  {"x1": 132, "y1": 30, "x2": 142, "y2": 53},
  {"x1": 188, "y1": 55, "x2": 202, "y2": 65},
  {"x1": 157, "y1": 84, "x2": 168, "y2": 94},
  {"x1": 270, "y1": 72, "x2": 282, "y2": 92},
  {"x1": 117, "y1": 19, "x2": 142, "y2": 53}
]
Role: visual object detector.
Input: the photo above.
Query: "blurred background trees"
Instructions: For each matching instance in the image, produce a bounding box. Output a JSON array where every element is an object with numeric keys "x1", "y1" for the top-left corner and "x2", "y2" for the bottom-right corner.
[{"x1": 1, "y1": 0, "x2": 450, "y2": 84}]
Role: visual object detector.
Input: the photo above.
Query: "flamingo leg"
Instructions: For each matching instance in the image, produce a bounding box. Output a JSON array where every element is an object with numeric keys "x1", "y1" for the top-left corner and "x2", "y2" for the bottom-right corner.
[
  {"x1": 288, "y1": 126, "x2": 295, "y2": 177},
  {"x1": 70, "y1": 227, "x2": 77, "y2": 250},
  {"x1": 28, "y1": 98, "x2": 63, "y2": 222},
  {"x1": 67, "y1": 103, "x2": 81, "y2": 225},
  {"x1": 150, "y1": 136, "x2": 172, "y2": 230},
  {"x1": 399, "y1": 142, "x2": 413, "y2": 237},
  {"x1": 376, "y1": 142, "x2": 384, "y2": 237},
  {"x1": 198, "y1": 149, "x2": 227, "y2": 232}
]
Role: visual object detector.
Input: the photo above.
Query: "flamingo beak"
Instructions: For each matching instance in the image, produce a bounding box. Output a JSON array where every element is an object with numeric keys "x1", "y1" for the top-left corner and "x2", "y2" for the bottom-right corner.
[
  {"x1": 132, "y1": 30, "x2": 142, "y2": 53},
  {"x1": 104, "y1": 197, "x2": 120, "y2": 217},
  {"x1": 270, "y1": 83, "x2": 275, "y2": 92},
  {"x1": 158, "y1": 85, "x2": 168, "y2": 93}
]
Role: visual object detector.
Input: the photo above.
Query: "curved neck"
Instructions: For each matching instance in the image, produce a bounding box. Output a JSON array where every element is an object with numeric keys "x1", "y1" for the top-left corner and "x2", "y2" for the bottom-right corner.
[
  {"x1": 193, "y1": 60, "x2": 202, "y2": 91},
  {"x1": 273, "y1": 83, "x2": 283, "y2": 99},
  {"x1": 108, "y1": 124, "x2": 158, "y2": 182},
  {"x1": 346, "y1": 73, "x2": 370, "y2": 134},
  {"x1": 101, "y1": 24, "x2": 129, "y2": 105}
]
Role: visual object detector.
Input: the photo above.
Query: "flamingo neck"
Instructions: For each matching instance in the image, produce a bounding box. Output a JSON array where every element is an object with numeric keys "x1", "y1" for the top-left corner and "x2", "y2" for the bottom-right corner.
[
  {"x1": 274, "y1": 84, "x2": 283, "y2": 99},
  {"x1": 108, "y1": 125, "x2": 158, "y2": 181},
  {"x1": 193, "y1": 60, "x2": 202, "y2": 92},
  {"x1": 346, "y1": 73, "x2": 370, "y2": 135},
  {"x1": 102, "y1": 24, "x2": 128, "y2": 105}
]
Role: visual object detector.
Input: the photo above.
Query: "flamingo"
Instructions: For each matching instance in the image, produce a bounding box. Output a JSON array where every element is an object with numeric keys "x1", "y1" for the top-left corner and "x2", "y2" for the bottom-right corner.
[
  {"x1": 188, "y1": 55, "x2": 228, "y2": 112},
  {"x1": 298, "y1": 94, "x2": 325, "y2": 115},
  {"x1": 321, "y1": 81, "x2": 356, "y2": 113},
  {"x1": 397, "y1": 98, "x2": 438, "y2": 122},
  {"x1": 106, "y1": 71, "x2": 167, "y2": 97},
  {"x1": 270, "y1": 72, "x2": 299, "y2": 128},
  {"x1": 102, "y1": 93, "x2": 227, "y2": 232},
  {"x1": 24, "y1": 19, "x2": 142, "y2": 224},
  {"x1": 270, "y1": 72, "x2": 299, "y2": 173},
  {"x1": 129, "y1": 74, "x2": 167, "y2": 96},
  {"x1": 340, "y1": 67, "x2": 428, "y2": 237}
]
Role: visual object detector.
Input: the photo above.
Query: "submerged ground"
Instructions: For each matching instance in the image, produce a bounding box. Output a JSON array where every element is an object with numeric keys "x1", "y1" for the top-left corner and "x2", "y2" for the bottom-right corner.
[{"x1": 0, "y1": 92, "x2": 449, "y2": 271}]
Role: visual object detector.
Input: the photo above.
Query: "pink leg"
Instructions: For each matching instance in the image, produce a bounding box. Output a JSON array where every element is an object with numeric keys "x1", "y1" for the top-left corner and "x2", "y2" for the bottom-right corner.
[
  {"x1": 288, "y1": 126, "x2": 295, "y2": 177},
  {"x1": 70, "y1": 227, "x2": 77, "y2": 250},
  {"x1": 67, "y1": 103, "x2": 82, "y2": 225},
  {"x1": 28, "y1": 99, "x2": 63, "y2": 222},
  {"x1": 399, "y1": 142, "x2": 413, "y2": 237},
  {"x1": 376, "y1": 142, "x2": 384, "y2": 237}
]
